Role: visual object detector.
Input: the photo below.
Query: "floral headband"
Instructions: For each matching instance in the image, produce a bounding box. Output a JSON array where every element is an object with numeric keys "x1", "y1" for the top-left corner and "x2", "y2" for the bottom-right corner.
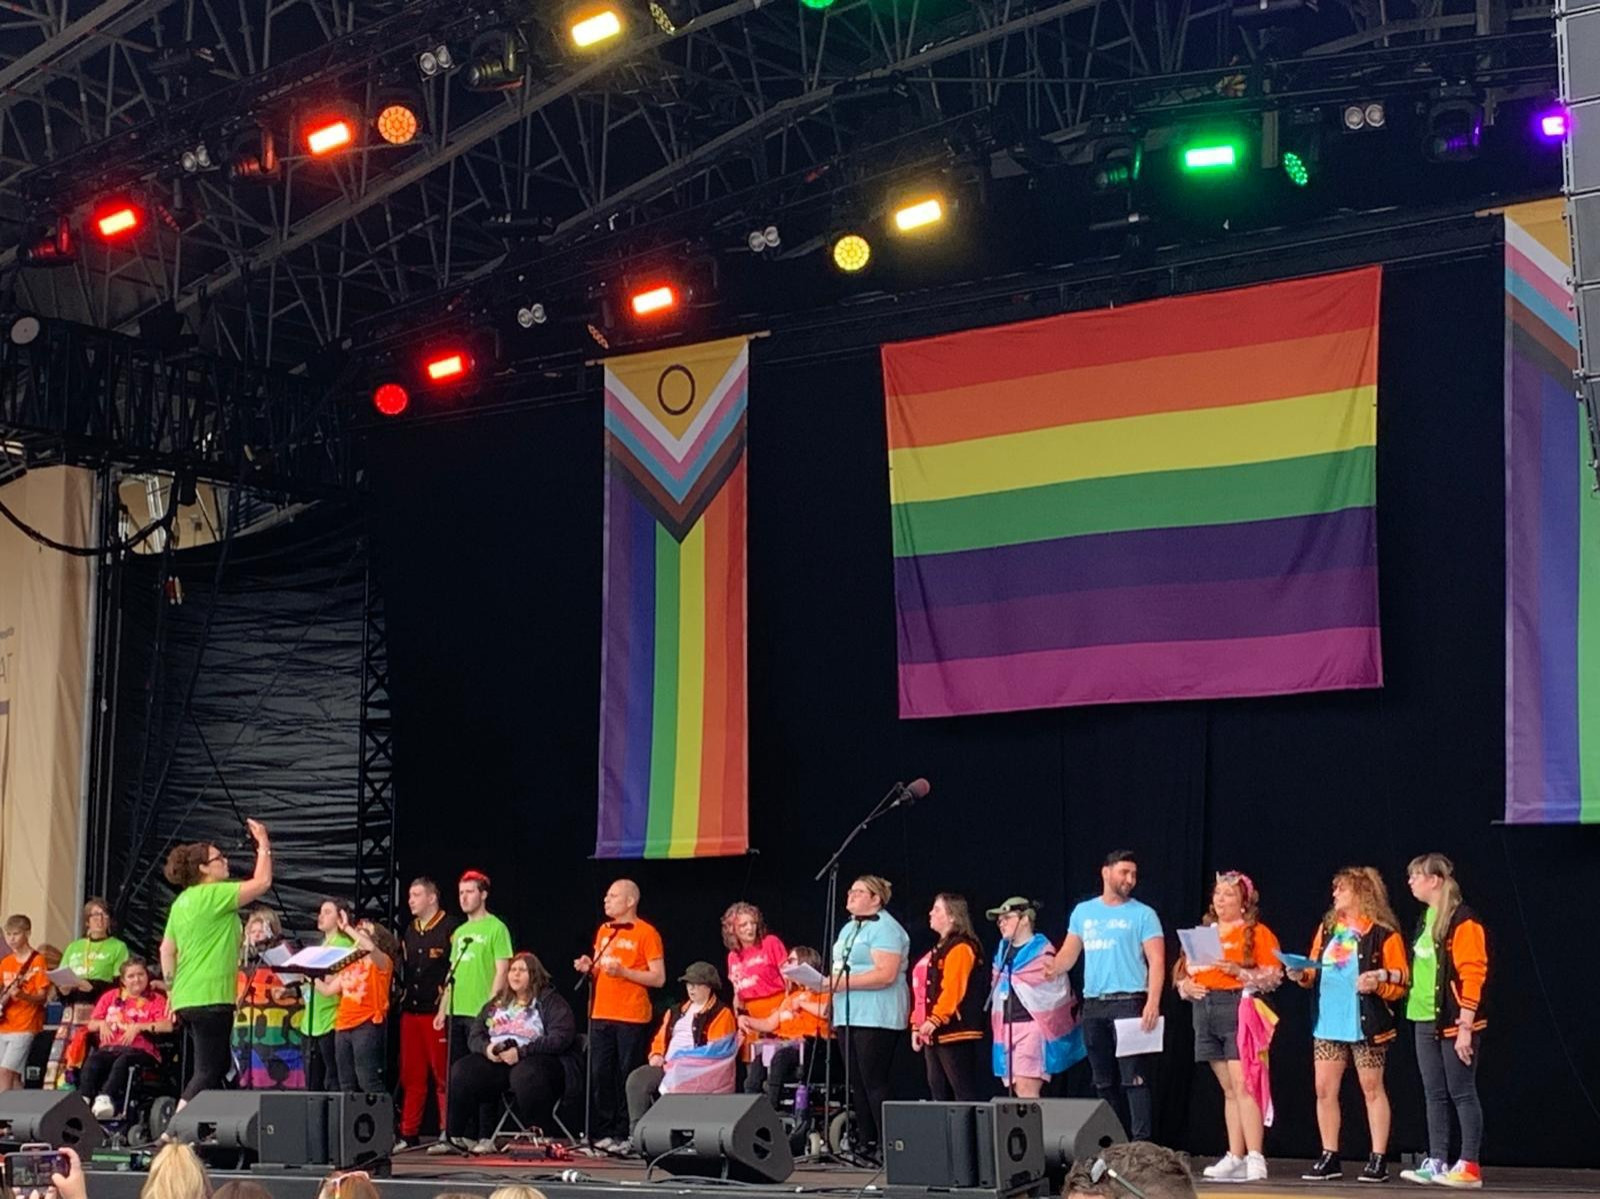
[{"x1": 1216, "y1": 870, "x2": 1255, "y2": 902}]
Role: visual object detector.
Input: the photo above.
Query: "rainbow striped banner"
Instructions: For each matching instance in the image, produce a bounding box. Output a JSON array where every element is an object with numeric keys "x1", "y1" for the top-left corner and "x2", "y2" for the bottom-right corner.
[
  {"x1": 1504, "y1": 200, "x2": 1600, "y2": 823},
  {"x1": 597, "y1": 336, "x2": 749, "y2": 858},
  {"x1": 884, "y1": 268, "x2": 1383, "y2": 717}
]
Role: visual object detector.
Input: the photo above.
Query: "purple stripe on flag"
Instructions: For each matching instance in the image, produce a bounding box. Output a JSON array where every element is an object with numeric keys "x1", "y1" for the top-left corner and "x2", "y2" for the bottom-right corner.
[
  {"x1": 898, "y1": 627, "x2": 1381, "y2": 717},
  {"x1": 598, "y1": 469, "x2": 633, "y2": 854},
  {"x1": 1505, "y1": 346, "x2": 1547, "y2": 821},
  {"x1": 897, "y1": 567, "x2": 1378, "y2": 663},
  {"x1": 894, "y1": 508, "x2": 1375, "y2": 611},
  {"x1": 1537, "y1": 366, "x2": 1582, "y2": 821}
]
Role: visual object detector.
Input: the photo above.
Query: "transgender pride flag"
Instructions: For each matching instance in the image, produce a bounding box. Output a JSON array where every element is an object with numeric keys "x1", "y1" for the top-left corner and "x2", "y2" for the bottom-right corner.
[
  {"x1": 991, "y1": 935, "x2": 1084, "y2": 1079},
  {"x1": 662, "y1": 1031, "x2": 739, "y2": 1094}
]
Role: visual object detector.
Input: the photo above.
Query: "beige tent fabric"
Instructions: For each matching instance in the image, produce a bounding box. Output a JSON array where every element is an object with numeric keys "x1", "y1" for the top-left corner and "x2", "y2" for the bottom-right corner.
[{"x1": 0, "y1": 467, "x2": 94, "y2": 947}]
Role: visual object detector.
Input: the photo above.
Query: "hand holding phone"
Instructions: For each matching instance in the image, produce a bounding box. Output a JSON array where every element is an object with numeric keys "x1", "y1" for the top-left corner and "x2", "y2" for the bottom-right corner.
[{"x1": 4, "y1": 1148, "x2": 70, "y2": 1190}]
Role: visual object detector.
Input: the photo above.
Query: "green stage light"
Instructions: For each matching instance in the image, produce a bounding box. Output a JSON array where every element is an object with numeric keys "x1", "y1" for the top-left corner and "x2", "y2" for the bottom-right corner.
[
  {"x1": 799, "y1": 0, "x2": 836, "y2": 8},
  {"x1": 1182, "y1": 141, "x2": 1239, "y2": 172},
  {"x1": 1282, "y1": 150, "x2": 1310, "y2": 187}
]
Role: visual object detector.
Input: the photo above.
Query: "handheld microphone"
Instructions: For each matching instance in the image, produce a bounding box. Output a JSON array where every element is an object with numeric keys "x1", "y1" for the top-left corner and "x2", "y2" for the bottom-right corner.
[
  {"x1": 606, "y1": 921, "x2": 636, "y2": 931},
  {"x1": 891, "y1": 778, "x2": 931, "y2": 807}
]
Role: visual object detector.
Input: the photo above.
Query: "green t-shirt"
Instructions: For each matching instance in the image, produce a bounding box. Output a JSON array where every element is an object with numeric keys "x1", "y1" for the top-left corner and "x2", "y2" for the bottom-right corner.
[
  {"x1": 1406, "y1": 907, "x2": 1438, "y2": 1022},
  {"x1": 304, "y1": 932, "x2": 356, "y2": 1037},
  {"x1": 60, "y1": 936, "x2": 129, "y2": 984},
  {"x1": 448, "y1": 914, "x2": 513, "y2": 1016},
  {"x1": 163, "y1": 881, "x2": 243, "y2": 1010}
]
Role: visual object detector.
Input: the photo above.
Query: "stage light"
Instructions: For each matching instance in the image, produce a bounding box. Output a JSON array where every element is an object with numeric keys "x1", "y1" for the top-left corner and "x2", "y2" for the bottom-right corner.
[
  {"x1": 1282, "y1": 150, "x2": 1310, "y2": 187},
  {"x1": 228, "y1": 127, "x2": 279, "y2": 180},
  {"x1": 92, "y1": 200, "x2": 143, "y2": 240},
  {"x1": 1342, "y1": 104, "x2": 1366, "y2": 131},
  {"x1": 376, "y1": 102, "x2": 420, "y2": 145},
  {"x1": 10, "y1": 316, "x2": 41, "y2": 345},
  {"x1": 832, "y1": 233, "x2": 871, "y2": 273},
  {"x1": 1537, "y1": 106, "x2": 1571, "y2": 142},
  {"x1": 892, "y1": 197, "x2": 945, "y2": 233},
  {"x1": 304, "y1": 113, "x2": 356, "y2": 157},
  {"x1": 649, "y1": 0, "x2": 689, "y2": 33},
  {"x1": 570, "y1": 6, "x2": 624, "y2": 48},
  {"x1": 516, "y1": 303, "x2": 548, "y2": 328},
  {"x1": 630, "y1": 285, "x2": 677, "y2": 317},
  {"x1": 746, "y1": 225, "x2": 781, "y2": 252},
  {"x1": 425, "y1": 351, "x2": 471, "y2": 382},
  {"x1": 180, "y1": 142, "x2": 212, "y2": 173},
  {"x1": 373, "y1": 382, "x2": 410, "y2": 416},
  {"x1": 417, "y1": 43, "x2": 453, "y2": 77},
  {"x1": 1424, "y1": 99, "x2": 1482, "y2": 162},
  {"x1": 1181, "y1": 140, "x2": 1240, "y2": 171},
  {"x1": 1364, "y1": 102, "x2": 1386, "y2": 129},
  {"x1": 19, "y1": 215, "x2": 75, "y2": 266},
  {"x1": 466, "y1": 31, "x2": 524, "y2": 90},
  {"x1": 800, "y1": 0, "x2": 837, "y2": 9}
]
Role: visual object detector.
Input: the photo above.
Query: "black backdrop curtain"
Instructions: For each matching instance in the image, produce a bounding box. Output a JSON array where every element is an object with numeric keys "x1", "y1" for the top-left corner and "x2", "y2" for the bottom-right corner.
[
  {"x1": 366, "y1": 237, "x2": 1600, "y2": 1166},
  {"x1": 102, "y1": 502, "x2": 366, "y2": 953}
]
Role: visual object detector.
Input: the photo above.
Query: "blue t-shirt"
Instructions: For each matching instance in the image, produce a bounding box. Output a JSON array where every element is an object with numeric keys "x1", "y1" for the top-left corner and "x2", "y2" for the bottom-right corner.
[
  {"x1": 1313, "y1": 923, "x2": 1363, "y2": 1042},
  {"x1": 830, "y1": 911, "x2": 910, "y2": 1029},
  {"x1": 1068, "y1": 897, "x2": 1163, "y2": 998}
]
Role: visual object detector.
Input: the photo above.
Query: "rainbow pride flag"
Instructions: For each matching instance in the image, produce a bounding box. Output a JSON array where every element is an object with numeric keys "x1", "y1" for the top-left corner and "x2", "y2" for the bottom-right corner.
[
  {"x1": 1504, "y1": 200, "x2": 1600, "y2": 823},
  {"x1": 883, "y1": 268, "x2": 1383, "y2": 717},
  {"x1": 597, "y1": 336, "x2": 749, "y2": 857}
]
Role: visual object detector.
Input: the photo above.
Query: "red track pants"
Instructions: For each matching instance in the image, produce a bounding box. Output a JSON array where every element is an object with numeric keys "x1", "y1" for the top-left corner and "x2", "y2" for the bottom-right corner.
[{"x1": 398, "y1": 1011, "x2": 449, "y2": 1137}]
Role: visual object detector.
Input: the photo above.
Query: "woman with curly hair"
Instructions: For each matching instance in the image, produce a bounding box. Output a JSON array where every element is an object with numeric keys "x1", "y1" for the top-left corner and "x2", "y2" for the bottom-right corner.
[
  {"x1": 1174, "y1": 872, "x2": 1283, "y2": 1183},
  {"x1": 722, "y1": 902, "x2": 787, "y2": 1057},
  {"x1": 1290, "y1": 867, "x2": 1409, "y2": 1184}
]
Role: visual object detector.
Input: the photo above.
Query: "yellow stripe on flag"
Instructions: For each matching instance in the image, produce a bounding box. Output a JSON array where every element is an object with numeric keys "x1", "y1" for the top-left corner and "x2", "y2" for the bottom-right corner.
[
  {"x1": 669, "y1": 519, "x2": 706, "y2": 857},
  {"x1": 888, "y1": 385, "x2": 1376, "y2": 505}
]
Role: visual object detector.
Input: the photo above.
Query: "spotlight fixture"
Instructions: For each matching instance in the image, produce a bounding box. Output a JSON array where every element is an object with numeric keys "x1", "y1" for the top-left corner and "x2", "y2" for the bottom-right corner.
[
  {"x1": 892, "y1": 196, "x2": 946, "y2": 233},
  {"x1": 375, "y1": 96, "x2": 422, "y2": 145},
  {"x1": 1089, "y1": 134, "x2": 1142, "y2": 191},
  {"x1": 587, "y1": 322, "x2": 612, "y2": 349},
  {"x1": 9, "y1": 315, "x2": 42, "y2": 345},
  {"x1": 424, "y1": 350, "x2": 472, "y2": 382},
  {"x1": 1537, "y1": 106, "x2": 1571, "y2": 142},
  {"x1": 91, "y1": 199, "x2": 144, "y2": 240},
  {"x1": 1424, "y1": 98, "x2": 1482, "y2": 162},
  {"x1": 179, "y1": 142, "x2": 213, "y2": 173},
  {"x1": 746, "y1": 226, "x2": 781, "y2": 252},
  {"x1": 373, "y1": 382, "x2": 410, "y2": 416},
  {"x1": 648, "y1": 0, "x2": 689, "y2": 34},
  {"x1": 1341, "y1": 101, "x2": 1386, "y2": 131},
  {"x1": 1282, "y1": 150, "x2": 1310, "y2": 187},
  {"x1": 19, "y1": 215, "x2": 75, "y2": 266},
  {"x1": 516, "y1": 302, "x2": 548, "y2": 328},
  {"x1": 831, "y1": 232, "x2": 872, "y2": 273},
  {"x1": 569, "y1": 5, "x2": 625, "y2": 49},
  {"x1": 417, "y1": 43, "x2": 454, "y2": 77},
  {"x1": 630, "y1": 284, "x2": 678, "y2": 317},
  {"x1": 465, "y1": 31, "x2": 524, "y2": 91},
  {"x1": 303, "y1": 108, "x2": 359, "y2": 157},
  {"x1": 228, "y1": 127, "x2": 279, "y2": 180},
  {"x1": 1181, "y1": 138, "x2": 1241, "y2": 171},
  {"x1": 799, "y1": 0, "x2": 837, "y2": 9}
]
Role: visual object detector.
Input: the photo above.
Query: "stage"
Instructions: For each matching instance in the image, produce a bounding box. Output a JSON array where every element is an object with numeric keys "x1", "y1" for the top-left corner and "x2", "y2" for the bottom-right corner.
[{"x1": 77, "y1": 1151, "x2": 1600, "y2": 1199}]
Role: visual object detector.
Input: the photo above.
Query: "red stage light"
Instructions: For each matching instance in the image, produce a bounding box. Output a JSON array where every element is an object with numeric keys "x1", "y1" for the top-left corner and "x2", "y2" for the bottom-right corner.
[
  {"x1": 630, "y1": 284, "x2": 677, "y2": 317},
  {"x1": 425, "y1": 351, "x2": 470, "y2": 382},
  {"x1": 92, "y1": 202, "x2": 143, "y2": 240},
  {"x1": 373, "y1": 382, "x2": 410, "y2": 416},
  {"x1": 305, "y1": 116, "x2": 355, "y2": 157}
]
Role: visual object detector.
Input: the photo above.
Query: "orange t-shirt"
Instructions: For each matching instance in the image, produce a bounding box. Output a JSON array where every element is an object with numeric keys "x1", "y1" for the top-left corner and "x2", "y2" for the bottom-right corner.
[
  {"x1": 1190, "y1": 921, "x2": 1282, "y2": 992},
  {"x1": 772, "y1": 989, "x2": 831, "y2": 1040},
  {"x1": 0, "y1": 951, "x2": 50, "y2": 1034},
  {"x1": 591, "y1": 919, "x2": 664, "y2": 1024},
  {"x1": 334, "y1": 960, "x2": 393, "y2": 1031}
]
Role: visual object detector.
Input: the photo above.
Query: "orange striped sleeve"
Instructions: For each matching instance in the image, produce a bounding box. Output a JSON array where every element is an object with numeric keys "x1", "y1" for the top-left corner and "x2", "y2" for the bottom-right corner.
[
  {"x1": 1450, "y1": 919, "x2": 1488, "y2": 1012},
  {"x1": 1376, "y1": 930, "x2": 1410, "y2": 1002},
  {"x1": 930, "y1": 943, "x2": 975, "y2": 1026}
]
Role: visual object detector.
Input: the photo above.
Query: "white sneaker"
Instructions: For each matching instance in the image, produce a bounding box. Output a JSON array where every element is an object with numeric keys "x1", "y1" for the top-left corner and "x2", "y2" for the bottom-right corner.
[
  {"x1": 470, "y1": 1138, "x2": 496, "y2": 1156},
  {"x1": 1203, "y1": 1154, "x2": 1247, "y2": 1182},
  {"x1": 425, "y1": 1138, "x2": 460, "y2": 1156},
  {"x1": 1246, "y1": 1153, "x2": 1269, "y2": 1182},
  {"x1": 593, "y1": 1136, "x2": 618, "y2": 1152},
  {"x1": 90, "y1": 1095, "x2": 115, "y2": 1121}
]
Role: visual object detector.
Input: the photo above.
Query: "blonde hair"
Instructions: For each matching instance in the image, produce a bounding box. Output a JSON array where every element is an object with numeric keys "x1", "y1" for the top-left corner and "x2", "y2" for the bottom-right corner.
[
  {"x1": 853, "y1": 875, "x2": 893, "y2": 906},
  {"x1": 489, "y1": 1187, "x2": 549, "y2": 1199},
  {"x1": 243, "y1": 906, "x2": 283, "y2": 941},
  {"x1": 1408, "y1": 853, "x2": 1463, "y2": 945},
  {"x1": 317, "y1": 1176, "x2": 379, "y2": 1199},
  {"x1": 1327, "y1": 866, "x2": 1401, "y2": 933},
  {"x1": 139, "y1": 1142, "x2": 213, "y2": 1199}
]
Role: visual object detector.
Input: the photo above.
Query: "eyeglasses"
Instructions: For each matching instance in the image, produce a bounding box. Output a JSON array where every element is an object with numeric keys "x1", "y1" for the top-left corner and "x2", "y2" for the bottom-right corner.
[
  {"x1": 204, "y1": 853, "x2": 226, "y2": 865},
  {"x1": 1089, "y1": 1159, "x2": 1149, "y2": 1199}
]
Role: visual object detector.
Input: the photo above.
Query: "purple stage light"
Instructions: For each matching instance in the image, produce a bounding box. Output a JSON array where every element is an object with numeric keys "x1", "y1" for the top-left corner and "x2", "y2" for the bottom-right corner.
[{"x1": 1538, "y1": 107, "x2": 1571, "y2": 141}]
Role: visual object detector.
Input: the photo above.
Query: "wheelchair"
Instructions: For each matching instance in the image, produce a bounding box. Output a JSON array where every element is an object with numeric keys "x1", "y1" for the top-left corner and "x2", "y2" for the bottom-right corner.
[
  {"x1": 89, "y1": 1034, "x2": 183, "y2": 1148},
  {"x1": 745, "y1": 1037, "x2": 856, "y2": 1157}
]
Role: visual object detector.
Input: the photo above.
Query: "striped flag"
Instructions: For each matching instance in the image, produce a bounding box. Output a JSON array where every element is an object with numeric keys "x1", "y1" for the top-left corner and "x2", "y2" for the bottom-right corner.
[
  {"x1": 1504, "y1": 199, "x2": 1600, "y2": 823},
  {"x1": 598, "y1": 337, "x2": 749, "y2": 858},
  {"x1": 662, "y1": 1030, "x2": 740, "y2": 1094},
  {"x1": 883, "y1": 268, "x2": 1383, "y2": 716}
]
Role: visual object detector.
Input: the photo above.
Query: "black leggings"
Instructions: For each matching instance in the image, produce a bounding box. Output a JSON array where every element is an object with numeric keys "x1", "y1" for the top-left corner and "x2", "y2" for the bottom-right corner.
[
  {"x1": 925, "y1": 1038, "x2": 987, "y2": 1101},
  {"x1": 846, "y1": 1026, "x2": 899, "y2": 1151},
  {"x1": 447, "y1": 1052, "x2": 566, "y2": 1140},
  {"x1": 80, "y1": 1047, "x2": 157, "y2": 1107},
  {"x1": 179, "y1": 1005, "x2": 235, "y2": 1102}
]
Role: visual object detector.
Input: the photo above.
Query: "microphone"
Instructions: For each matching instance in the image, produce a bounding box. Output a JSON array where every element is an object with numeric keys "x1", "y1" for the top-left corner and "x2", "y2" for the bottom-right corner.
[
  {"x1": 891, "y1": 778, "x2": 931, "y2": 807},
  {"x1": 606, "y1": 921, "x2": 636, "y2": 931}
]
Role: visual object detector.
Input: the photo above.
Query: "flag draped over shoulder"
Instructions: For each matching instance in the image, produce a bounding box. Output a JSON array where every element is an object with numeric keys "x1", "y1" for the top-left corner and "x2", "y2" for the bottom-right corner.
[
  {"x1": 1503, "y1": 199, "x2": 1600, "y2": 824},
  {"x1": 883, "y1": 268, "x2": 1384, "y2": 717},
  {"x1": 663, "y1": 1029, "x2": 740, "y2": 1094},
  {"x1": 597, "y1": 336, "x2": 750, "y2": 858},
  {"x1": 990, "y1": 935, "x2": 1084, "y2": 1079}
]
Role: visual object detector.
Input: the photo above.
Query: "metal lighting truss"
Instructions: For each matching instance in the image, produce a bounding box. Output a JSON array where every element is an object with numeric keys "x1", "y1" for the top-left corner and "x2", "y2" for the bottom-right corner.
[
  {"x1": 356, "y1": 550, "x2": 398, "y2": 924},
  {"x1": 0, "y1": 0, "x2": 1560, "y2": 372}
]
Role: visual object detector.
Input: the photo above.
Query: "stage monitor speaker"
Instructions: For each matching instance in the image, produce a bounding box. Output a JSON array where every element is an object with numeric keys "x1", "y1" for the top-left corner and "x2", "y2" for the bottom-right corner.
[
  {"x1": 1035, "y1": 1099, "x2": 1127, "y2": 1182},
  {"x1": 0, "y1": 1091, "x2": 104, "y2": 1154},
  {"x1": 634, "y1": 1094, "x2": 793, "y2": 1184},
  {"x1": 169, "y1": 1092, "x2": 393, "y2": 1168},
  {"x1": 883, "y1": 1101, "x2": 1046, "y2": 1195}
]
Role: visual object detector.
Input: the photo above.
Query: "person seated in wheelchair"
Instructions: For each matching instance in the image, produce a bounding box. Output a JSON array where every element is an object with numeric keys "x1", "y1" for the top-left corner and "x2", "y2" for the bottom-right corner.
[
  {"x1": 737, "y1": 946, "x2": 831, "y2": 1113},
  {"x1": 80, "y1": 956, "x2": 173, "y2": 1120}
]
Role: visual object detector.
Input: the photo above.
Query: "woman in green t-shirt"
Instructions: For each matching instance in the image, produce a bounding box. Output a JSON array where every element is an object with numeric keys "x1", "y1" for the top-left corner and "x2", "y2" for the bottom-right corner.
[
  {"x1": 158, "y1": 818, "x2": 274, "y2": 1107},
  {"x1": 44, "y1": 897, "x2": 130, "y2": 1088}
]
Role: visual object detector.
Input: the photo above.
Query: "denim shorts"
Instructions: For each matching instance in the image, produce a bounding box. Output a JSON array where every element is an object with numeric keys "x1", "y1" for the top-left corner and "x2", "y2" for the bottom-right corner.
[{"x1": 1192, "y1": 990, "x2": 1241, "y2": 1062}]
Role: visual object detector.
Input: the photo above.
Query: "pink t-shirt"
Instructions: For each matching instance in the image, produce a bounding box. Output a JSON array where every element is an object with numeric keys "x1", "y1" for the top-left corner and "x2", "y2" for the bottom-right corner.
[
  {"x1": 91, "y1": 988, "x2": 169, "y2": 1057},
  {"x1": 910, "y1": 951, "x2": 932, "y2": 1027},
  {"x1": 728, "y1": 935, "x2": 788, "y2": 1005}
]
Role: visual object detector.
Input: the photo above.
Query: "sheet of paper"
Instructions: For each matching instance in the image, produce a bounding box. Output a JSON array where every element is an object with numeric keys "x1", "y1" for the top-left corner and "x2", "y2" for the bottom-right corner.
[
  {"x1": 780, "y1": 962, "x2": 827, "y2": 990},
  {"x1": 281, "y1": 945, "x2": 362, "y2": 971},
  {"x1": 1276, "y1": 952, "x2": 1322, "y2": 972},
  {"x1": 47, "y1": 967, "x2": 84, "y2": 989},
  {"x1": 1113, "y1": 1015, "x2": 1165, "y2": 1057},
  {"x1": 260, "y1": 943, "x2": 294, "y2": 968},
  {"x1": 1177, "y1": 925, "x2": 1225, "y2": 967}
]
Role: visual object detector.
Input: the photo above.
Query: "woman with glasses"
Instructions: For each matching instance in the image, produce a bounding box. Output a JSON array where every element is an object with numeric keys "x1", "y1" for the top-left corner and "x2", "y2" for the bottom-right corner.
[
  {"x1": 829, "y1": 875, "x2": 909, "y2": 1161},
  {"x1": 1173, "y1": 871, "x2": 1283, "y2": 1183},
  {"x1": 910, "y1": 894, "x2": 987, "y2": 1101},
  {"x1": 45, "y1": 897, "x2": 130, "y2": 1089},
  {"x1": 738, "y1": 945, "x2": 831, "y2": 1110},
  {"x1": 988, "y1": 897, "x2": 1081, "y2": 1099},
  {"x1": 159, "y1": 819, "x2": 274, "y2": 1108}
]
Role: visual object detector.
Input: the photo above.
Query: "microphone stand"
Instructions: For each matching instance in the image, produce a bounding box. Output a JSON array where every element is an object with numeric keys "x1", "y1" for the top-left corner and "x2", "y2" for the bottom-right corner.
[
  {"x1": 578, "y1": 923, "x2": 630, "y2": 1150},
  {"x1": 438, "y1": 937, "x2": 473, "y2": 1138},
  {"x1": 809, "y1": 783, "x2": 907, "y2": 1165}
]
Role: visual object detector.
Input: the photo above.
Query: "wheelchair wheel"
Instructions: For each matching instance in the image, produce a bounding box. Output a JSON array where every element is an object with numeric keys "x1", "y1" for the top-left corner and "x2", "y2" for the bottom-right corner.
[
  {"x1": 827, "y1": 1110, "x2": 854, "y2": 1154},
  {"x1": 146, "y1": 1095, "x2": 177, "y2": 1142}
]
